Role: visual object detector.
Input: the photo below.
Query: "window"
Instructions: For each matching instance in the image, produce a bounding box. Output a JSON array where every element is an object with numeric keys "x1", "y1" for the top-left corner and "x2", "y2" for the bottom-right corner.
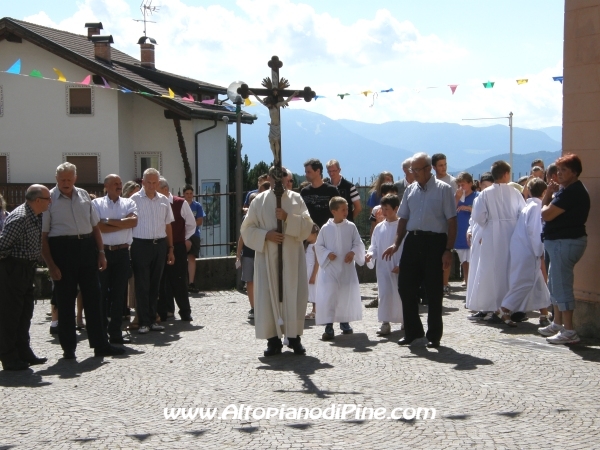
[
  {"x1": 135, "y1": 152, "x2": 162, "y2": 178},
  {"x1": 0, "y1": 155, "x2": 7, "y2": 183},
  {"x1": 66, "y1": 86, "x2": 94, "y2": 115},
  {"x1": 64, "y1": 155, "x2": 99, "y2": 183}
]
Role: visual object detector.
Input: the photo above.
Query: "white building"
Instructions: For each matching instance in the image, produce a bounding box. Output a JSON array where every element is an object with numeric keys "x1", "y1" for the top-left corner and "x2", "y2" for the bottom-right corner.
[{"x1": 0, "y1": 18, "x2": 255, "y2": 256}]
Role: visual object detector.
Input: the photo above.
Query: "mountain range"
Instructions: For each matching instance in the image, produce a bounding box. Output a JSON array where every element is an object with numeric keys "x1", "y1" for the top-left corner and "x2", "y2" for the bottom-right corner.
[{"x1": 236, "y1": 108, "x2": 562, "y2": 182}]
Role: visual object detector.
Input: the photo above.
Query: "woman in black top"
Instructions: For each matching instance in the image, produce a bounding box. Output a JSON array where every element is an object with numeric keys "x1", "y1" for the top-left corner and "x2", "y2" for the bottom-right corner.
[{"x1": 539, "y1": 154, "x2": 590, "y2": 345}]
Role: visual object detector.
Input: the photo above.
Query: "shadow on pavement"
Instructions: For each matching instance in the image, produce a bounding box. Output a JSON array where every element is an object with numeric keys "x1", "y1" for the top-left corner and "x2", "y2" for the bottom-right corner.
[
  {"x1": 0, "y1": 370, "x2": 52, "y2": 388},
  {"x1": 407, "y1": 345, "x2": 493, "y2": 371},
  {"x1": 327, "y1": 332, "x2": 380, "y2": 353},
  {"x1": 35, "y1": 357, "x2": 107, "y2": 379}
]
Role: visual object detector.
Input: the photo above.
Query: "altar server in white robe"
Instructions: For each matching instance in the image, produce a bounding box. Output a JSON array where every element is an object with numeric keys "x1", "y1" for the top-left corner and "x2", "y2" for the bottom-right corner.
[
  {"x1": 366, "y1": 194, "x2": 403, "y2": 335},
  {"x1": 469, "y1": 161, "x2": 525, "y2": 314},
  {"x1": 493, "y1": 178, "x2": 551, "y2": 326},
  {"x1": 241, "y1": 168, "x2": 314, "y2": 357},
  {"x1": 315, "y1": 197, "x2": 365, "y2": 340},
  {"x1": 465, "y1": 172, "x2": 493, "y2": 317}
]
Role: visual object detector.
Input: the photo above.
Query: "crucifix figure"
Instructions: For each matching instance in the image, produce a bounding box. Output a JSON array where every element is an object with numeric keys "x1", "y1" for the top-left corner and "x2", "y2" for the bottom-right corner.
[{"x1": 238, "y1": 56, "x2": 316, "y2": 303}]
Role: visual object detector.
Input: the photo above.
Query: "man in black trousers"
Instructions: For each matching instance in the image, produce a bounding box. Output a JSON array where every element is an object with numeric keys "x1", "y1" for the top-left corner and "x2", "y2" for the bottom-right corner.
[
  {"x1": 382, "y1": 152, "x2": 457, "y2": 348},
  {"x1": 41, "y1": 162, "x2": 125, "y2": 359},
  {"x1": 0, "y1": 185, "x2": 51, "y2": 370}
]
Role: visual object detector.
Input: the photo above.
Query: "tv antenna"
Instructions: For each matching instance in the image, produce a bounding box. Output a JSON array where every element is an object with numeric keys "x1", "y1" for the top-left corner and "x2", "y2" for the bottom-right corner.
[{"x1": 133, "y1": 0, "x2": 159, "y2": 38}]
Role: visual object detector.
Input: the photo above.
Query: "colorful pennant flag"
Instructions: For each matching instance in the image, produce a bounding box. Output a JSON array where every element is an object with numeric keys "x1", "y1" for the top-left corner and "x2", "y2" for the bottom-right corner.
[
  {"x1": 483, "y1": 81, "x2": 495, "y2": 88},
  {"x1": 361, "y1": 90, "x2": 372, "y2": 97},
  {"x1": 101, "y1": 77, "x2": 110, "y2": 88},
  {"x1": 80, "y1": 75, "x2": 91, "y2": 85},
  {"x1": 553, "y1": 76, "x2": 563, "y2": 84},
  {"x1": 29, "y1": 69, "x2": 43, "y2": 78},
  {"x1": 181, "y1": 93, "x2": 194, "y2": 102},
  {"x1": 516, "y1": 79, "x2": 528, "y2": 85},
  {"x1": 380, "y1": 88, "x2": 394, "y2": 93},
  {"x1": 449, "y1": 85, "x2": 458, "y2": 95},
  {"x1": 201, "y1": 98, "x2": 216, "y2": 104},
  {"x1": 337, "y1": 93, "x2": 350, "y2": 99},
  {"x1": 244, "y1": 98, "x2": 252, "y2": 106},
  {"x1": 161, "y1": 88, "x2": 175, "y2": 98},
  {"x1": 6, "y1": 59, "x2": 21, "y2": 74},
  {"x1": 53, "y1": 68, "x2": 66, "y2": 82},
  {"x1": 119, "y1": 86, "x2": 132, "y2": 93},
  {"x1": 315, "y1": 95, "x2": 326, "y2": 100}
]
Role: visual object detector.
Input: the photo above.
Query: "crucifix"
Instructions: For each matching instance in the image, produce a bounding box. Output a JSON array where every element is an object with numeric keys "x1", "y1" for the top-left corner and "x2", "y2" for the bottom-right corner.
[{"x1": 238, "y1": 56, "x2": 315, "y2": 302}]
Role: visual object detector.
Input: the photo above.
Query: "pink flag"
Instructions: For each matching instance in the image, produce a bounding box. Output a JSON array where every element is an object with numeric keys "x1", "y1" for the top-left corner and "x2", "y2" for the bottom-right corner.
[
  {"x1": 80, "y1": 75, "x2": 91, "y2": 85},
  {"x1": 181, "y1": 93, "x2": 194, "y2": 102},
  {"x1": 449, "y1": 85, "x2": 458, "y2": 95},
  {"x1": 201, "y1": 98, "x2": 215, "y2": 104}
]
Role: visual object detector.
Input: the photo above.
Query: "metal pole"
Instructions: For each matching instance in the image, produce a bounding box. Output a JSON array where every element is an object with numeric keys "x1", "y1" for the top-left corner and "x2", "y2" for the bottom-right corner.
[
  {"x1": 235, "y1": 101, "x2": 243, "y2": 241},
  {"x1": 509, "y1": 112, "x2": 513, "y2": 181}
]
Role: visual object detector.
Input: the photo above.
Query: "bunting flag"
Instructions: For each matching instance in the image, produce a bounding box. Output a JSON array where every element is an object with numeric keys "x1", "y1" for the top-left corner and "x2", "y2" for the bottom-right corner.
[
  {"x1": 516, "y1": 79, "x2": 528, "y2": 85},
  {"x1": 29, "y1": 69, "x2": 43, "y2": 78},
  {"x1": 314, "y1": 95, "x2": 326, "y2": 100},
  {"x1": 80, "y1": 75, "x2": 91, "y2": 85},
  {"x1": 119, "y1": 87, "x2": 132, "y2": 93},
  {"x1": 553, "y1": 76, "x2": 563, "y2": 84},
  {"x1": 6, "y1": 59, "x2": 21, "y2": 74},
  {"x1": 244, "y1": 98, "x2": 252, "y2": 106},
  {"x1": 380, "y1": 88, "x2": 394, "y2": 93},
  {"x1": 483, "y1": 81, "x2": 495, "y2": 88},
  {"x1": 201, "y1": 98, "x2": 216, "y2": 104},
  {"x1": 360, "y1": 90, "x2": 372, "y2": 97},
  {"x1": 53, "y1": 68, "x2": 66, "y2": 82},
  {"x1": 337, "y1": 93, "x2": 350, "y2": 99},
  {"x1": 449, "y1": 85, "x2": 458, "y2": 95},
  {"x1": 181, "y1": 93, "x2": 194, "y2": 102},
  {"x1": 101, "y1": 77, "x2": 110, "y2": 88},
  {"x1": 162, "y1": 87, "x2": 175, "y2": 98}
]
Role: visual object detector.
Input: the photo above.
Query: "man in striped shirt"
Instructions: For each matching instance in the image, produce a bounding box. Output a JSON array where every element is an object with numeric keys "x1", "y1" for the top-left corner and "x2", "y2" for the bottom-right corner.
[
  {"x1": 130, "y1": 168, "x2": 175, "y2": 334},
  {"x1": 325, "y1": 159, "x2": 362, "y2": 222},
  {"x1": 0, "y1": 185, "x2": 50, "y2": 370}
]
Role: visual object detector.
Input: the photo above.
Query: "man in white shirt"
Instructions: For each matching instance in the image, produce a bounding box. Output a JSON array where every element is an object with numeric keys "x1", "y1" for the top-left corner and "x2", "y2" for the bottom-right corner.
[
  {"x1": 157, "y1": 177, "x2": 196, "y2": 322},
  {"x1": 93, "y1": 174, "x2": 138, "y2": 344},
  {"x1": 129, "y1": 169, "x2": 175, "y2": 334}
]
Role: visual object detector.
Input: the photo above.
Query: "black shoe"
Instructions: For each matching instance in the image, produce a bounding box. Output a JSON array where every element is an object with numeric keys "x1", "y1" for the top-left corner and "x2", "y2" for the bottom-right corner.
[
  {"x1": 188, "y1": 283, "x2": 200, "y2": 293},
  {"x1": 398, "y1": 336, "x2": 423, "y2": 345},
  {"x1": 94, "y1": 345, "x2": 126, "y2": 357},
  {"x1": 50, "y1": 325, "x2": 58, "y2": 335},
  {"x1": 109, "y1": 337, "x2": 132, "y2": 345},
  {"x1": 264, "y1": 337, "x2": 283, "y2": 357},
  {"x1": 2, "y1": 360, "x2": 30, "y2": 371},
  {"x1": 287, "y1": 336, "x2": 306, "y2": 355},
  {"x1": 63, "y1": 350, "x2": 76, "y2": 360},
  {"x1": 322, "y1": 324, "x2": 335, "y2": 340},
  {"x1": 23, "y1": 356, "x2": 48, "y2": 365},
  {"x1": 511, "y1": 311, "x2": 528, "y2": 322},
  {"x1": 340, "y1": 323, "x2": 353, "y2": 334},
  {"x1": 426, "y1": 341, "x2": 440, "y2": 348},
  {"x1": 485, "y1": 313, "x2": 504, "y2": 324},
  {"x1": 180, "y1": 315, "x2": 193, "y2": 322}
]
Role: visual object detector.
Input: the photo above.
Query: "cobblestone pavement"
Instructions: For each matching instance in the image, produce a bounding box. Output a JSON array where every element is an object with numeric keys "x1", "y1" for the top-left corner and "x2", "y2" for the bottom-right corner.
[{"x1": 2, "y1": 282, "x2": 600, "y2": 449}]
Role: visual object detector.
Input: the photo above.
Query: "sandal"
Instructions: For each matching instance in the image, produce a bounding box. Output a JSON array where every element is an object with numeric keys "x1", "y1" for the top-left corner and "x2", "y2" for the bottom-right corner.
[
  {"x1": 305, "y1": 312, "x2": 315, "y2": 320},
  {"x1": 496, "y1": 309, "x2": 517, "y2": 327}
]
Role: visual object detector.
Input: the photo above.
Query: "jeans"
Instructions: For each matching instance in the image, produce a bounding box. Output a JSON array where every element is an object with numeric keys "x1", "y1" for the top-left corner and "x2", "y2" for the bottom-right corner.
[{"x1": 545, "y1": 237, "x2": 587, "y2": 312}]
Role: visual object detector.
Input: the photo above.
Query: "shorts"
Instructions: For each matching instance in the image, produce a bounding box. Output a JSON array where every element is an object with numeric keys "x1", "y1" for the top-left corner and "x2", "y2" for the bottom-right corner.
[
  {"x1": 241, "y1": 256, "x2": 255, "y2": 282},
  {"x1": 187, "y1": 235, "x2": 200, "y2": 258},
  {"x1": 545, "y1": 237, "x2": 587, "y2": 312},
  {"x1": 455, "y1": 249, "x2": 470, "y2": 264}
]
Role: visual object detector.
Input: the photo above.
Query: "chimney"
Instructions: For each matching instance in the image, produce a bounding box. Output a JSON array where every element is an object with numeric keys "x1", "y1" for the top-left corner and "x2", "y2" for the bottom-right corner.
[
  {"x1": 90, "y1": 35, "x2": 114, "y2": 63},
  {"x1": 85, "y1": 22, "x2": 103, "y2": 39},
  {"x1": 138, "y1": 36, "x2": 158, "y2": 70}
]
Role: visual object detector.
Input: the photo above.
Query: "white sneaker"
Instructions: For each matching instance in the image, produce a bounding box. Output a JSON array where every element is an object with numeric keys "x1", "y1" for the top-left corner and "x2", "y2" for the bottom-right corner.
[
  {"x1": 138, "y1": 326, "x2": 150, "y2": 334},
  {"x1": 377, "y1": 323, "x2": 391, "y2": 335},
  {"x1": 537, "y1": 322, "x2": 564, "y2": 337},
  {"x1": 547, "y1": 330, "x2": 580, "y2": 345},
  {"x1": 150, "y1": 323, "x2": 165, "y2": 331}
]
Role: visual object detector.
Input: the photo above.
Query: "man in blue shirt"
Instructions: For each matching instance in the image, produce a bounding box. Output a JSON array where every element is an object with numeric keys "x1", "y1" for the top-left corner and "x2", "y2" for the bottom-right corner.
[{"x1": 183, "y1": 185, "x2": 206, "y2": 294}]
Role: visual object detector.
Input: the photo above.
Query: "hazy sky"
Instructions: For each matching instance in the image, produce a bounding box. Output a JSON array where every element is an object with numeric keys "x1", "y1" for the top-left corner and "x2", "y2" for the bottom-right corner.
[{"x1": 3, "y1": 0, "x2": 565, "y2": 128}]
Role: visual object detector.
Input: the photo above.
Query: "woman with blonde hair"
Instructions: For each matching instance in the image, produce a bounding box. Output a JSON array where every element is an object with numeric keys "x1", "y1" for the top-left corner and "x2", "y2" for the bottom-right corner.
[{"x1": 367, "y1": 171, "x2": 394, "y2": 212}]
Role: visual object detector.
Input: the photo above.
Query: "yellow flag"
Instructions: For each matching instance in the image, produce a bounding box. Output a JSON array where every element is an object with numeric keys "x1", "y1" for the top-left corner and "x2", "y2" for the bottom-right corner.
[
  {"x1": 53, "y1": 68, "x2": 66, "y2": 82},
  {"x1": 516, "y1": 79, "x2": 528, "y2": 85},
  {"x1": 244, "y1": 98, "x2": 252, "y2": 106},
  {"x1": 361, "y1": 90, "x2": 373, "y2": 97},
  {"x1": 162, "y1": 88, "x2": 175, "y2": 98}
]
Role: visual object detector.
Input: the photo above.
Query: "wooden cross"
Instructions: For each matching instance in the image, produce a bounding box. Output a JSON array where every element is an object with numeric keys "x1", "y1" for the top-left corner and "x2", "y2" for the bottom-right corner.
[{"x1": 238, "y1": 56, "x2": 315, "y2": 302}]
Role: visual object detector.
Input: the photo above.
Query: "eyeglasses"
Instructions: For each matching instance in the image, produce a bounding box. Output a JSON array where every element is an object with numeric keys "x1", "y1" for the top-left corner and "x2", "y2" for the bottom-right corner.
[{"x1": 410, "y1": 164, "x2": 430, "y2": 174}]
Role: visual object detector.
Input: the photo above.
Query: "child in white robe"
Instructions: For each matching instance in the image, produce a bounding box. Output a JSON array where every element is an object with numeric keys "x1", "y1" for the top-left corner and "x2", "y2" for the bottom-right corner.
[
  {"x1": 493, "y1": 178, "x2": 551, "y2": 326},
  {"x1": 315, "y1": 197, "x2": 365, "y2": 340},
  {"x1": 366, "y1": 194, "x2": 403, "y2": 335}
]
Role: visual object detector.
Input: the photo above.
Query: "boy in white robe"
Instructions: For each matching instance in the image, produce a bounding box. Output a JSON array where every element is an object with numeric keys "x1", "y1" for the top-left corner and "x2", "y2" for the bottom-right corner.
[
  {"x1": 315, "y1": 197, "x2": 365, "y2": 340},
  {"x1": 469, "y1": 161, "x2": 525, "y2": 316},
  {"x1": 493, "y1": 178, "x2": 551, "y2": 326},
  {"x1": 366, "y1": 194, "x2": 403, "y2": 335}
]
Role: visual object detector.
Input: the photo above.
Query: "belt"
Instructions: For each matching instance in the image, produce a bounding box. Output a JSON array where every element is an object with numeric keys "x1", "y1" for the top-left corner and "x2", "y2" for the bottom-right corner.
[
  {"x1": 7, "y1": 256, "x2": 37, "y2": 267},
  {"x1": 133, "y1": 237, "x2": 166, "y2": 244},
  {"x1": 50, "y1": 233, "x2": 93, "y2": 240},
  {"x1": 104, "y1": 244, "x2": 130, "y2": 251},
  {"x1": 409, "y1": 230, "x2": 444, "y2": 236}
]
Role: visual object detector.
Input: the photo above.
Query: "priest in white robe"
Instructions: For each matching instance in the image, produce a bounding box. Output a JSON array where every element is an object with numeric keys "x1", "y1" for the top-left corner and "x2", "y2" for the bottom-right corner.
[
  {"x1": 314, "y1": 198, "x2": 365, "y2": 338},
  {"x1": 468, "y1": 161, "x2": 526, "y2": 314},
  {"x1": 241, "y1": 168, "x2": 314, "y2": 356},
  {"x1": 496, "y1": 179, "x2": 550, "y2": 324}
]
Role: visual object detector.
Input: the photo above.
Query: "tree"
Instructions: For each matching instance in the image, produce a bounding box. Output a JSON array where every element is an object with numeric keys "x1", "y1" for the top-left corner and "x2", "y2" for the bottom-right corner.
[
  {"x1": 227, "y1": 135, "x2": 251, "y2": 194},
  {"x1": 247, "y1": 161, "x2": 271, "y2": 190}
]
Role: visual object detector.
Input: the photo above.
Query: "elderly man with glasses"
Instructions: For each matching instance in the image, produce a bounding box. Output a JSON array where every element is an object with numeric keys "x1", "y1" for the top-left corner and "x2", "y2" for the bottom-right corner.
[{"x1": 382, "y1": 153, "x2": 457, "y2": 349}]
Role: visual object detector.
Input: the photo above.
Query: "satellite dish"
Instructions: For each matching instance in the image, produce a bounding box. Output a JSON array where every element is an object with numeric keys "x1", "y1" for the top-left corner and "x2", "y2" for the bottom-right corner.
[{"x1": 227, "y1": 81, "x2": 246, "y2": 104}]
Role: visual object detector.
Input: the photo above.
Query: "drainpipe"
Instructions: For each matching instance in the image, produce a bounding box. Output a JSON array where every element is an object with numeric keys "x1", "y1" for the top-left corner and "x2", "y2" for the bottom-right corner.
[{"x1": 194, "y1": 120, "x2": 218, "y2": 193}]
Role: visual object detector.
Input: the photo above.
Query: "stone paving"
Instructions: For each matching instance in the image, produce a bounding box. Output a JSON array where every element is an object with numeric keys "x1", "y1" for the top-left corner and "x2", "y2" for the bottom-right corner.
[{"x1": 2, "y1": 282, "x2": 600, "y2": 449}]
